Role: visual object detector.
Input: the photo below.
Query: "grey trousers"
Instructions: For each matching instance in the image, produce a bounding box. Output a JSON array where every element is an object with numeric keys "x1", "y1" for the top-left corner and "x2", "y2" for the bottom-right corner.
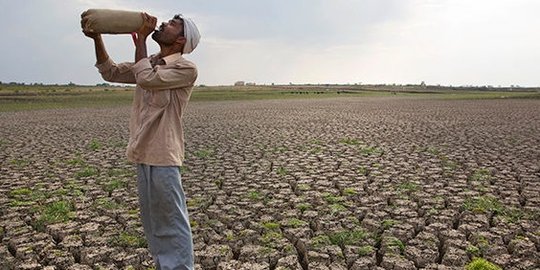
[{"x1": 137, "y1": 164, "x2": 194, "y2": 270}]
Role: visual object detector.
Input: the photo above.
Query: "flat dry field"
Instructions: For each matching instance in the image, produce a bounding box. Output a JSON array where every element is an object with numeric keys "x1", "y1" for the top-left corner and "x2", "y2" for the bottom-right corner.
[{"x1": 0, "y1": 97, "x2": 539, "y2": 270}]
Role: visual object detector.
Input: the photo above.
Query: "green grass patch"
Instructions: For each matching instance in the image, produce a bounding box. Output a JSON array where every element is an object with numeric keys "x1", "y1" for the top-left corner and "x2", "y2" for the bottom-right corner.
[
  {"x1": 67, "y1": 155, "x2": 86, "y2": 166},
  {"x1": 9, "y1": 158, "x2": 30, "y2": 168},
  {"x1": 358, "y1": 245, "x2": 374, "y2": 256},
  {"x1": 111, "y1": 231, "x2": 147, "y2": 248},
  {"x1": 103, "y1": 179, "x2": 127, "y2": 193},
  {"x1": 465, "y1": 257, "x2": 502, "y2": 270},
  {"x1": 343, "y1": 188, "x2": 357, "y2": 196},
  {"x1": 387, "y1": 237, "x2": 406, "y2": 254},
  {"x1": 75, "y1": 166, "x2": 98, "y2": 178},
  {"x1": 357, "y1": 166, "x2": 369, "y2": 176},
  {"x1": 260, "y1": 231, "x2": 283, "y2": 248},
  {"x1": 276, "y1": 166, "x2": 288, "y2": 176},
  {"x1": 194, "y1": 148, "x2": 214, "y2": 159},
  {"x1": 424, "y1": 146, "x2": 440, "y2": 155},
  {"x1": 284, "y1": 218, "x2": 308, "y2": 228},
  {"x1": 463, "y1": 196, "x2": 504, "y2": 214},
  {"x1": 187, "y1": 197, "x2": 210, "y2": 209},
  {"x1": 94, "y1": 197, "x2": 121, "y2": 210},
  {"x1": 323, "y1": 193, "x2": 345, "y2": 204},
  {"x1": 9, "y1": 187, "x2": 48, "y2": 207},
  {"x1": 246, "y1": 190, "x2": 262, "y2": 201},
  {"x1": 382, "y1": 219, "x2": 399, "y2": 230},
  {"x1": 272, "y1": 146, "x2": 289, "y2": 153},
  {"x1": 107, "y1": 168, "x2": 134, "y2": 177},
  {"x1": 329, "y1": 203, "x2": 347, "y2": 215},
  {"x1": 328, "y1": 229, "x2": 369, "y2": 246},
  {"x1": 297, "y1": 184, "x2": 311, "y2": 191},
  {"x1": 64, "y1": 181, "x2": 86, "y2": 197},
  {"x1": 296, "y1": 203, "x2": 311, "y2": 213},
  {"x1": 310, "y1": 235, "x2": 332, "y2": 248},
  {"x1": 463, "y1": 196, "x2": 529, "y2": 223},
  {"x1": 466, "y1": 245, "x2": 481, "y2": 257},
  {"x1": 359, "y1": 145, "x2": 384, "y2": 156},
  {"x1": 397, "y1": 181, "x2": 420, "y2": 193},
  {"x1": 39, "y1": 200, "x2": 75, "y2": 224},
  {"x1": 310, "y1": 139, "x2": 322, "y2": 145},
  {"x1": 9, "y1": 187, "x2": 32, "y2": 197},
  {"x1": 262, "y1": 222, "x2": 280, "y2": 231},
  {"x1": 470, "y1": 168, "x2": 492, "y2": 182},
  {"x1": 87, "y1": 138, "x2": 102, "y2": 151}
]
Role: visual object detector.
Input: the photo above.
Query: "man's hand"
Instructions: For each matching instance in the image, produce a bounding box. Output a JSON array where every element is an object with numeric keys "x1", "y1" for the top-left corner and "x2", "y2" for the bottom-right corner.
[
  {"x1": 82, "y1": 29, "x2": 101, "y2": 40},
  {"x1": 80, "y1": 13, "x2": 101, "y2": 40},
  {"x1": 134, "y1": 13, "x2": 156, "y2": 63},
  {"x1": 137, "y1": 13, "x2": 157, "y2": 39},
  {"x1": 80, "y1": 12, "x2": 108, "y2": 64}
]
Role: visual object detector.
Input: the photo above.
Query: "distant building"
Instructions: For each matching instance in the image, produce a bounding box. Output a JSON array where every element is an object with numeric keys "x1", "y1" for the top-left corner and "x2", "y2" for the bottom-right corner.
[
  {"x1": 234, "y1": 81, "x2": 245, "y2": 86},
  {"x1": 246, "y1": 82, "x2": 256, "y2": 86}
]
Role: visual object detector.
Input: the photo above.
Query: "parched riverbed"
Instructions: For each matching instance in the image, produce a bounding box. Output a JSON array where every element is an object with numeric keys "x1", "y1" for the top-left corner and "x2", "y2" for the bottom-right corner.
[{"x1": 1, "y1": 97, "x2": 539, "y2": 269}]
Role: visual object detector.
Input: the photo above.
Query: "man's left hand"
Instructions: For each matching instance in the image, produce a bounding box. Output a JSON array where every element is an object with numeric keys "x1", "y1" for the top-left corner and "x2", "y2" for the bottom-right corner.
[{"x1": 137, "y1": 13, "x2": 157, "y2": 39}]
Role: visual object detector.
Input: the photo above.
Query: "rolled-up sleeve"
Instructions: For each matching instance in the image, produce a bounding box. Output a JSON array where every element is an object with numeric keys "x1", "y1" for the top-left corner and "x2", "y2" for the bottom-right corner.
[
  {"x1": 95, "y1": 58, "x2": 136, "y2": 84},
  {"x1": 131, "y1": 58, "x2": 197, "y2": 91}
]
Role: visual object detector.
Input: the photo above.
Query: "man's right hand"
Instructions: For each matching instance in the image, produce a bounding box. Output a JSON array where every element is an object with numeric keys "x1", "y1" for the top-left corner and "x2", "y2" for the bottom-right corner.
[
  {"x1": 82, "y1": 29, "x2": 101, "y2": 40},
  {"x1": 80, "y1": 13, "x2": 101, "y2": 40}
]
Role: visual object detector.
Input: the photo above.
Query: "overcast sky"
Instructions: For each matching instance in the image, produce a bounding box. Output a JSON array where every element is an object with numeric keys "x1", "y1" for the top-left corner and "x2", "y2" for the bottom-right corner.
[{"x1": 0, "y1": 0, "x2": 539, "y2": 86}]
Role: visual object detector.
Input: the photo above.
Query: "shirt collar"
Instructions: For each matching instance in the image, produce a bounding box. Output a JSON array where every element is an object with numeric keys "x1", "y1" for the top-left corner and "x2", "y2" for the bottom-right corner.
[{"x1": 160, "y1": 52, "x2": 183, "y2": 65}]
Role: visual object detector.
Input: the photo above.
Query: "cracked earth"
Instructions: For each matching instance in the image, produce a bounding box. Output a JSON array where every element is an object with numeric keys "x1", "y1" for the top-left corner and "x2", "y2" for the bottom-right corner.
[{"x1": 0, "y1": 97, "x2": 539, "y2": 269}]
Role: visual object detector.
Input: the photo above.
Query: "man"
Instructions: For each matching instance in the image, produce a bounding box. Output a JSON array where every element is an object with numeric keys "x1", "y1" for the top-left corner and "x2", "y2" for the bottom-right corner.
[{"x1": 82, "y1": 12, "x2": 200, "y2": 270}]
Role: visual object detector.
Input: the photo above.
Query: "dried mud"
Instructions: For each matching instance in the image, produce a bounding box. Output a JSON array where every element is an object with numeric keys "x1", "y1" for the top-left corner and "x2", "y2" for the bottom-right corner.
[{"x1": 0, "y1": 97, "x2": 539, "y2": 270}]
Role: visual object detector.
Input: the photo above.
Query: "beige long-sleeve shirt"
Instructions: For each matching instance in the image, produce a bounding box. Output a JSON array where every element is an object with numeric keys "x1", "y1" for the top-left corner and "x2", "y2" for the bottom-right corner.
[{"x1": 96, "y1": 52, "x2": 197, "y2": 166}]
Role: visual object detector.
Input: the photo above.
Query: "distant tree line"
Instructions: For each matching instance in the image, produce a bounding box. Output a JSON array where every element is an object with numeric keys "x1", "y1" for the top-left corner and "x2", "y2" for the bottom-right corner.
[{"x1": 0, "y1": 81, "x2": 124, "y2": 87}]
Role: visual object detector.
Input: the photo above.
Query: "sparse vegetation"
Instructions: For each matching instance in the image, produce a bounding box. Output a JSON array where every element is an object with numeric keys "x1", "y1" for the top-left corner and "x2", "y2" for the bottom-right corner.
[
  {"x1": 284, "y1": 218, "x2": 308, "y2": 228},
  {"x1": 75, "y1": 166, "x2": 99, "y2": 178},
  {"x1": 397, "y1": 181, "x2": 419, "y2": 193},
  {"x1": 94, "y1": 197, "x2": 121, "y2": 210},
  {"x1": 343, "y1": 188, "x2": 357, "y2": 196},
  {"x1": 103, "y1": 179, "x2": 127, "y2": 193},
  {"x1": 38, "y1": 200, "x2": 75, "y2": 225},
  {"x1": 382, "y1": 219, "x2": 399, "y2": 230},
  {"x1": 358, "y1": 245, "x2": 374, "y2": 256},
  {"x1": 465, "y1": 257, "x2": 502, "y2": 270},
  {"x1": 111, "y1": 231, "x2": 147, "y2": 248},
  {"x1": 470, "y1": 168, "x2": 492, "y2": 182},
  {"x1": 357, "y1": 165, "x2": 369, "y2": 176},
  {"x1": 328, "y1": 229, "x2": 369, "y2": 246},
  {"x1": 87, "y1": 138, "x2": 102, "y2": 150},
  {"x1": 387, "y1": 237, "x2": 406, "y2": 254},
  {"x1": 194, "y1": 148, "x2": 214, "y2": 158},
  {"x1": 246, "y1": 190, "x2": 262, "y2": 200},
  {"x1": 359, "y1": 145, "x2": 384, "y2": 156},
  {"x1": 277, "y1": 166, "x2": 288, "y2": 176},
  {"x1": 296, "y1": 203, "x2": 311, "y2": 213},
  {"x1": 1, "y1": 88, "x2": 539, "y2": 268}
]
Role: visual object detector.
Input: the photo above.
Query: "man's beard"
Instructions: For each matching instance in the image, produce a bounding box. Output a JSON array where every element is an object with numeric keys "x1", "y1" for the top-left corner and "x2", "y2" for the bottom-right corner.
[
  {"x1": 151, "y1": 30, "x2": 160, "y2": 42},
  {"x1": 152, "y1": 31, "x2": 174, "y2": 46}
]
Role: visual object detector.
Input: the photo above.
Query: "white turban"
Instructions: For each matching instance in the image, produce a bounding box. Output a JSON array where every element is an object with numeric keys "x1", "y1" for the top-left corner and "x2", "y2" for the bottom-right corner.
[{"x1": 177, "y1": 14, "x2": 200, "y2": 54}]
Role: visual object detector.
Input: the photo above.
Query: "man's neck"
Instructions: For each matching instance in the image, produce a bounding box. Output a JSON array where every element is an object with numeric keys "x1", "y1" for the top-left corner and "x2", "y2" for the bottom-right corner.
[{"x1": 159, "y1": 46, "x2": 182, "y2": 58}]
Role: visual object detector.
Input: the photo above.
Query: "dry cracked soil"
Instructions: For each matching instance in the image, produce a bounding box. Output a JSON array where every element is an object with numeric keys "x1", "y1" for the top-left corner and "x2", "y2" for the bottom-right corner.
[{"x1": 0, "y1": 97, "x2": 539, "y2": 270}]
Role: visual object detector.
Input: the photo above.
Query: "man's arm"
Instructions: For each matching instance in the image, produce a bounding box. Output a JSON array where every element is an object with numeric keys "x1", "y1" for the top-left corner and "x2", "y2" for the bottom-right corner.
[
  {"x1": 132, "y1": 62, "x2": 198, "y2": 90},
  {"x1": 88, "y1": 33, "x2": 109, "y2": 65},
  {"x1": 134, "y1": 13, "x2": 156, "y2": 63}
]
